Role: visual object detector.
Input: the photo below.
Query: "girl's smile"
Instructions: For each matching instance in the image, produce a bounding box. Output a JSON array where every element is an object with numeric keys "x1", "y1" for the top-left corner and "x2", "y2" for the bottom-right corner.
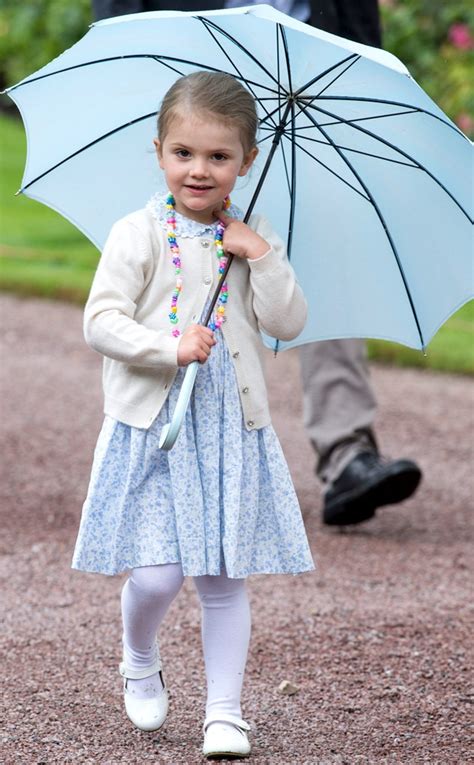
[{"x1": 154, "y1": 110, "x2": 257, "y2": 224}]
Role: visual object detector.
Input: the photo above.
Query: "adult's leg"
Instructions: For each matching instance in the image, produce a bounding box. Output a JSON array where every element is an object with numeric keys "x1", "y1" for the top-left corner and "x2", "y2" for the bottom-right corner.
[
  {"x1": 194, "y1": 571, "x2": 251, "y2": 724},
  {"x1": 301, "y1": 2, "x2": 421, "y2": 524},
  {"x1": 300, "y1": 338, "x2": 377, "y2": 486},
  {"x1": 121, "y1": 562, "x2": 184, "y2": 698},
  {"x1": 309, "y1": 0, "x2": 381, "y2": 46},
  {"x1": 336, "y1": 0, "x2": 382, "y2": 46},
  {"x1": 304, "y1": 0, "x2": 382, "y2": 489},
  {"x1": 92, "y1": 0, "x2": 146, "y2": 21},
  {"x1": 92, "y1": 0, "x2": 223, "y2": 20},
  {"x1": 300, "y1": 340, "x2": 422, "y2": 525},
  {"x1": 302, "y1": 1, "x2": 381, "y2": 489}
]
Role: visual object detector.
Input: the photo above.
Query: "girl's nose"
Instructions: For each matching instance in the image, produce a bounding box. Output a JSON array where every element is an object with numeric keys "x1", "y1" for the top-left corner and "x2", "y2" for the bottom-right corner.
[{"x1": 190, "y1": 159, "x2": 209, "y2": 178}]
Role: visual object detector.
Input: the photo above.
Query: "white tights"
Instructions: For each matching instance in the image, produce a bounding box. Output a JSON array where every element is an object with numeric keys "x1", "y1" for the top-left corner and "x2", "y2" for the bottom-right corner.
[{"x1": 121, "y1": 563, "x2": 251, "y2": 722}]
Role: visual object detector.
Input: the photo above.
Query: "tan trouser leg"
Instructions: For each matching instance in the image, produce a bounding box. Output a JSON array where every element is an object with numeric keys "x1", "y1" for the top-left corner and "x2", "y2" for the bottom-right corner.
[{"x1": 299, "y1": 339, "x2": 377, "y2": 487}]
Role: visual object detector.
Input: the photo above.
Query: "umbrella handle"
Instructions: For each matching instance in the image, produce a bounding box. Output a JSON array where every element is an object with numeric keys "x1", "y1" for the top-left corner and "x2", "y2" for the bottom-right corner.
[
  {"x1": 159, "y1": 253, "x2": 235, "y2": 451},
  {"x1": 158, "y1": 361, "x2": 199, "y2": 451}
]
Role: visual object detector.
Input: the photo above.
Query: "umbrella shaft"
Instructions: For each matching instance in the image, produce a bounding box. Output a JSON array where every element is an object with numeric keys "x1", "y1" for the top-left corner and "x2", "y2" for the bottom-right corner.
[
  {"x1": 202, "y1": 253, "x2": 235, "y2": 327},
  {"x1": 203, "y1": 104, "x2": 291, "y2": 329}
]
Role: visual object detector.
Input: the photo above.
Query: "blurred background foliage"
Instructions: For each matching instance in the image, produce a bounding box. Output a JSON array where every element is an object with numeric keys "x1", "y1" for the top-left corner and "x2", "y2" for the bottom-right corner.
[
  {"x1": 0, "y1": 1, "x2": 92, "y2": 90},
  {"x1": 0, "y1": 0, "x2": 473, "y2": 134},
  {"x1": 380, "y1": 0, "x2": 474, "y2": 136}
]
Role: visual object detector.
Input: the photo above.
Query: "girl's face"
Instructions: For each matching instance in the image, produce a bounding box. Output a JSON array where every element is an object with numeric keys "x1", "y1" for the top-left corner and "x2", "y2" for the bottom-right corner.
[{"x1": 154, "y1": 109, "x2": 257, "y2": 224}]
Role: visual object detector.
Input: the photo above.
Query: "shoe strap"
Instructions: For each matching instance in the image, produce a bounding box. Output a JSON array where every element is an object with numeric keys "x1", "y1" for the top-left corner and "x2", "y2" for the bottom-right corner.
[
  {"x1": 119, "y1": 654, "x2": 162, "y2": 680},
  {"x1": 203, "y1": 714, "x2": 250, "y2": 733}
]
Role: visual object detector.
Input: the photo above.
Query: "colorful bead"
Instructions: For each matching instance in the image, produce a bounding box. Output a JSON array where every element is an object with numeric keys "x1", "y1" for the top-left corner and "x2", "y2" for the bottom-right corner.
[{"x1": 166, "y1": 192, "x2": 231, "y2": 337}]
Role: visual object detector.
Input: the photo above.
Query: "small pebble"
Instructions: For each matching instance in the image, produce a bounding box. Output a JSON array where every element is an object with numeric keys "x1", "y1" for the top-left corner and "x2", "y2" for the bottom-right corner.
[{"x1": 278, "y1": 680, "x2": 300, "y2": 695}]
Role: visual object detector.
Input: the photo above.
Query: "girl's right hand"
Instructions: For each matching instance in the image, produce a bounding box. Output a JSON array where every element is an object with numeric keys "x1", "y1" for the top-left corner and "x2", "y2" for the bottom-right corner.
[{"x1": 177, "y1": 324, "x2": 216, "y2": 366}]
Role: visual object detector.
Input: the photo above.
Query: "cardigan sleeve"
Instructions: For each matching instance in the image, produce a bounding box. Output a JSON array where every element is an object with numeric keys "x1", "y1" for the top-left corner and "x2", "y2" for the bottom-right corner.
[
  {"x1": 247, "y1": 215, "x2": 308, "y2": 341},
  {"x1": 84, "y1": 218, "x2": 180, "y2": 369}
]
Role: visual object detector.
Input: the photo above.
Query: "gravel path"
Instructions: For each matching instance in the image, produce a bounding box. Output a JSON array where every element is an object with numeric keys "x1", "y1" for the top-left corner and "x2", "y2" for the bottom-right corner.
[{"x1": 1, "y1": 294, "x2": 473, "y2": 765}]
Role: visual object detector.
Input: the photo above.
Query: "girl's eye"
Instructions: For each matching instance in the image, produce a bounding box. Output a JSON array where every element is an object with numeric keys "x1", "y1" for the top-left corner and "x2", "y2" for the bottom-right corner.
[
  {"x1": 213, "y1": 153, "x2": 227, "y2": 161},
  {"x1": 176, "y1": 149, "x2": 190, "y2": 158}
]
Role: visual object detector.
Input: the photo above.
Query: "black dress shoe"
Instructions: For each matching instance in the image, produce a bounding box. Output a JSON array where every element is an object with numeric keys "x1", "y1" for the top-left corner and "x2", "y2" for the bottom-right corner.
[{"x1": 323, "y1": 451, "x2": 422, "y2": 526}]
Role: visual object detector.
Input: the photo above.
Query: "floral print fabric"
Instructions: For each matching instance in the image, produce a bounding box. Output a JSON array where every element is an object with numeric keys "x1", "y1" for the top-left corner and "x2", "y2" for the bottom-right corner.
[{"x1": 72, "y1": 334, "x2": 314, "y2": 578}]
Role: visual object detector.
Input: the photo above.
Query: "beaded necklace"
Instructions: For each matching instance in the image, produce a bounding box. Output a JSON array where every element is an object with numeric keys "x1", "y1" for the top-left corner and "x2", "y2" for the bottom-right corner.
[{"x1": 166, "y1": 192, "x2": 231, "y2": 337}]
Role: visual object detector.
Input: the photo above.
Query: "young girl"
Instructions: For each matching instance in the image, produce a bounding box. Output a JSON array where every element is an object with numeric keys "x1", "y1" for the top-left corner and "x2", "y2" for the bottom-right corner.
[{"x1": 72, "y1": 70, "x2": 314, "y2": 760}]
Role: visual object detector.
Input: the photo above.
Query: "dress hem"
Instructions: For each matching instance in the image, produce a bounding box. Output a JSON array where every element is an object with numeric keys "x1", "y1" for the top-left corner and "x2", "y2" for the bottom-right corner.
[{"x1": 71, "y1": 561, "x2": 315, "y2": 578}]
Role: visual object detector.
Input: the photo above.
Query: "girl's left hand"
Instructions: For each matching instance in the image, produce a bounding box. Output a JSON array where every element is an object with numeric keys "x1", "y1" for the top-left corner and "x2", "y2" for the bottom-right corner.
[{"x1": 214, "y1": 210, "x2": 270, "y2": 261}]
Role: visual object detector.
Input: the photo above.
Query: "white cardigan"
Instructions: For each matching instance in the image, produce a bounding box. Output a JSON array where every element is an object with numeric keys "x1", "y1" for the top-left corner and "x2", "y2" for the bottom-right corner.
[{"x1": 84, "y1": 208, "x2": 307, "y2": 430}]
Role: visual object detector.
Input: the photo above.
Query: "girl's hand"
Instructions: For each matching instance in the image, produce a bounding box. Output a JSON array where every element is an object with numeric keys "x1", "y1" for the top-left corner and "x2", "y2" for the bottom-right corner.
[
  {"x1": 177, "y1": 324, "x2": 216, "y2": 366},
  {"x1": 214, "y1": 210, "x2": 270, "y2": 261}
]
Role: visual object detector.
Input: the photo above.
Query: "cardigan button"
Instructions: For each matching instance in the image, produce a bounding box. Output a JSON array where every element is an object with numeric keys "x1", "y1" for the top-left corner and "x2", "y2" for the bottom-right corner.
[
  {"x1": 204, "y1": 276, "x2": 212, "y2": 285},
  {"x1": 242, "y1": 386, "x2": 249, "y2": 394},
  {"x1": 232, "y1": 351, "x2": 240, "y2": 358},
  {"x1": 201, "y1": 239, "x2": 211, "y2": 248},
  {"x1": 247, "y1": 420, "x2": 255, "y2": 427}
]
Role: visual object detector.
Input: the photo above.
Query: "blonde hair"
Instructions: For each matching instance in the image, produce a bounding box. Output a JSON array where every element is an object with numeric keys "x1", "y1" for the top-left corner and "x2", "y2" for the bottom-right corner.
[{"x1": 157, "y1": 71, "x2": 258, "y2": 155}]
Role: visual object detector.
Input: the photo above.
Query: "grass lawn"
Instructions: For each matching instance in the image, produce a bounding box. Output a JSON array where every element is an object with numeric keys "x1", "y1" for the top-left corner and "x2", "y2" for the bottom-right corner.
[
  {"x1": 0, "y1": 113, "x2": 99, "y2": 303},
  {"x1": 1, "y1": 113, "x2": 473, "y2": 374}
]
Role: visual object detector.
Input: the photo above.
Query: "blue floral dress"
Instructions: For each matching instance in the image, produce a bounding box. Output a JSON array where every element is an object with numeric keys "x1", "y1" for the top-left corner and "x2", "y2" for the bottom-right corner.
[{"x1": 72, "y1": 196, "x2": 314, "y2": 579}]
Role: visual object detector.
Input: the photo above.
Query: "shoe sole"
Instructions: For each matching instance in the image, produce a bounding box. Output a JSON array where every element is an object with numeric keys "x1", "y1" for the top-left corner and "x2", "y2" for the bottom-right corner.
[
  {"x1": 204, "y1": 753, "x2": 251, "y2": 760},
  {"x1": 323, "y1": 462, "x2": 422, "y2": 526}
]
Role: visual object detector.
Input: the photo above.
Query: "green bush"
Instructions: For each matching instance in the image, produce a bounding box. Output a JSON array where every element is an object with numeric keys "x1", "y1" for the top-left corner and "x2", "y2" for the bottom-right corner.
[
  {"x1": 381, "y1": 0, "x2": 474, "y2": 135},
  {"x1": 0, "y1": 0, "x2": 91, "y2": 90}
]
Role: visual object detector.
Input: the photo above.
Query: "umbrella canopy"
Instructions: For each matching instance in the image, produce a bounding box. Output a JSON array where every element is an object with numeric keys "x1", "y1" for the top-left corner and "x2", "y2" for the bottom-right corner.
[{"x1": 6, "y1": 5, "x2": 473, "y2": 352}]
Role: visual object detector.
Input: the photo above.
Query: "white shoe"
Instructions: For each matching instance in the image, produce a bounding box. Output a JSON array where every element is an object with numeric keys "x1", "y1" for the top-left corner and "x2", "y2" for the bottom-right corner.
[
  {"x1": 119, "y1": 649, "x2": 168, "y2": 732},
  {"x1": 202, "y1": 715, "x2": 251, "y2": 759}
]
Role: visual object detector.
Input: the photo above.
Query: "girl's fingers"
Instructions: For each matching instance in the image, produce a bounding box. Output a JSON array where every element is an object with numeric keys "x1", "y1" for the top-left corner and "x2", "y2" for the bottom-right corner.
[
  {"x1": 187, "y1": 325, "x2": 215, "y2": 343},
  {"x1": 191, "y1": 336, "x2": 214, "y2": 363},
  {"x1": 196, "y1": 342, "x2": 212, "y2": 363},
  {"x1": 179, "y1": 324, "x2": 216, "y2": 363},
  {"x1": 177, "y1": 326, "x2": 216, "y2": 366},
  {"x1": 198, "y1": 328, "x2": 216, "y2": 346}
]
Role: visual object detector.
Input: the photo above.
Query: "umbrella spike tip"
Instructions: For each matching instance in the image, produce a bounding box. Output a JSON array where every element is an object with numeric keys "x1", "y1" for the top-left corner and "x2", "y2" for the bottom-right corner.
[{"x1": 15, "y1": 189, "x2": 22, "y2": 196}]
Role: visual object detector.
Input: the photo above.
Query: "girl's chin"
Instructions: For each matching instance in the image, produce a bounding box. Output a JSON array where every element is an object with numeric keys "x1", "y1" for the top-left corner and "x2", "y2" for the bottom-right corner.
[
  {"x1": 185, "y1": 197, "x2": 213, "y2": 208},
  {"x1": 174, "y1": 195, "x2": 221, "y2": 221},
  {"x1": 176, "y1": 200, "x2": 217, "y2": 223}
]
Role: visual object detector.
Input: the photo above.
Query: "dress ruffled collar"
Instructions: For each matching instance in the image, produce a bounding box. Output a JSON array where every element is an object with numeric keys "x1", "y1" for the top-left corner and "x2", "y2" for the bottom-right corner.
[{"x1": 146, "y1": 192, "x2": 244, "y2": 238}]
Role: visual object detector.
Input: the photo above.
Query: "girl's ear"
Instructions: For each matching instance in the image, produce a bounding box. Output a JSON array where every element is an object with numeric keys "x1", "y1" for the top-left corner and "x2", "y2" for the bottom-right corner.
[
  {"x1": 154, "y1": 138, "x2": 164, "y2": 169},
  {"x1": 238, "y1": 147, "x2": 258, "y2": 177}
]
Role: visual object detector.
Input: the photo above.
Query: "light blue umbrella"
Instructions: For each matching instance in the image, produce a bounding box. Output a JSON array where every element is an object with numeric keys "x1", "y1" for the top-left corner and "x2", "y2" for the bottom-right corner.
[{"x1": 5, "y1": 5, "x2": 473, "y2": 447}]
